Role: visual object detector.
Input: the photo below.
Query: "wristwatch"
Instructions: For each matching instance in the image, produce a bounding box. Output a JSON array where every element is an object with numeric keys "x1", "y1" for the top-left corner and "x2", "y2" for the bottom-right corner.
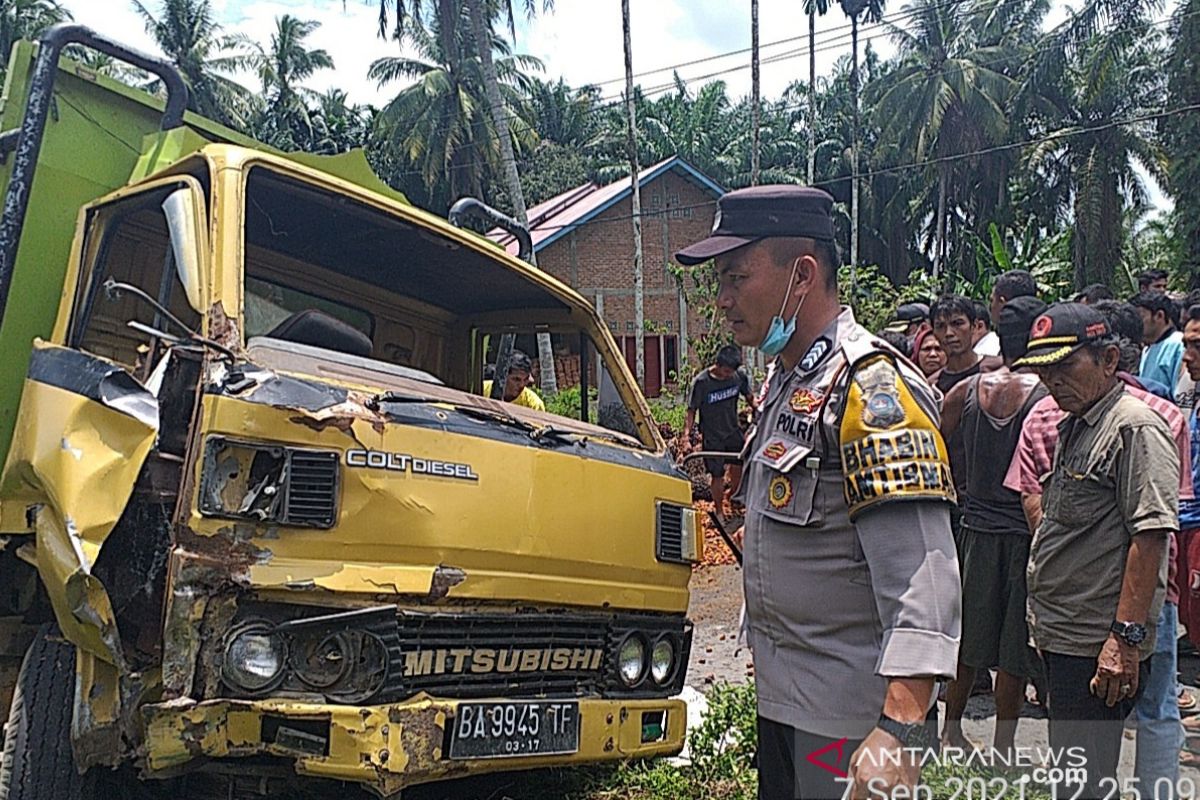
[
  {"x1": 876, "y1": 713, "x2": 932, "y2": 749},
  {"x1": 1110, "y1": 620, "x2": 1148, "y2": 647}
]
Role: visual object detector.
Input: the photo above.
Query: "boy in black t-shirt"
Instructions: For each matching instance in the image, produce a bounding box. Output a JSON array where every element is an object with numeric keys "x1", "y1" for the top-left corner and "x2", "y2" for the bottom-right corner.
[{"x1": 683, "y1": 345, "x2": 755, "y2": 522}]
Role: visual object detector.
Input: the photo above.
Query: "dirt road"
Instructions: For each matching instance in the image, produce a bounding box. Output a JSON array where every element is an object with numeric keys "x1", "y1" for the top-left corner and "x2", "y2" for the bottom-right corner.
[{"x1": 685, "y1": 563, "x2": 1200, "y2": 784}]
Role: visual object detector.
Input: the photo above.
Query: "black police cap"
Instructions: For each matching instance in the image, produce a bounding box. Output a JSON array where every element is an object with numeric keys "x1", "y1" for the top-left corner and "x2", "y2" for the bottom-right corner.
[{"x1": 675, "y1": 185, "x2": 836, "y2": 266}]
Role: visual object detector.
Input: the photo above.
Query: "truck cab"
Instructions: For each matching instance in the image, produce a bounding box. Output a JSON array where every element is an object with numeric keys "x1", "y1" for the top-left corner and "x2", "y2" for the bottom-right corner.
[{"x1": 0, "y1": 26, "x2": 698, "y2": 799}]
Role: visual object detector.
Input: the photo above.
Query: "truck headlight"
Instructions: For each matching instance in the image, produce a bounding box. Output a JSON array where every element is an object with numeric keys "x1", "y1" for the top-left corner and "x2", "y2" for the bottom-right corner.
[
  {"x1": 650, "y1": 637, "x2": 675, "y2": 685},
  {"x1": 617, "y1": 634, "x2": 647, "y2": 686},
  {"x1": 223, "y1": 625, "x2": 286, "y2": 692}
]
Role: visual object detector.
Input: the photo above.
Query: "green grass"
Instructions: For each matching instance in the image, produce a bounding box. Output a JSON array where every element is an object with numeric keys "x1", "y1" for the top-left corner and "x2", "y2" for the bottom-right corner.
[
  {"x1": 554, "y1": 679, "x2": 1056, "y2": 800},
  {"x1": 647, "y1": 395, "x2": 687, "y2": 435},
  {"x1": 409, "y1": 682, "x2": 1058, "y2": 800}
]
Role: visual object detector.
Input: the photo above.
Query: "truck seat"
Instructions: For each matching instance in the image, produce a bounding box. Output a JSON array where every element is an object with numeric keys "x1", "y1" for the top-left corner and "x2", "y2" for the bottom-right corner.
[{"x1": 265, "y1": 309, "x2": 372, "y2": 358}]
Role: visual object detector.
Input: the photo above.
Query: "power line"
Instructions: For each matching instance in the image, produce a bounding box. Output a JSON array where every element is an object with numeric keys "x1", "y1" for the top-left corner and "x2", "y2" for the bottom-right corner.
[
  {"x1": 373, "y1": 5, "x2": 1184, "y2": 184},
  {"x1": 585, "y1": 0, "x2": 974, "y2": 90},
  {"x1": 514, "y1": 102, "x2": 1199, "y2": 235},
  {"x1": 381, "y1": 0, "x2": 1180, "y2": 182},
  {"x1": 373, "y1": 0, "x2": 977, "y2": 151}
]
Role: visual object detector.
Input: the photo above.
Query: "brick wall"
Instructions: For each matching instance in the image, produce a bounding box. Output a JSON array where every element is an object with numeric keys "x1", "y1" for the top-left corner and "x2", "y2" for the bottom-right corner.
[{"x1": 534, "y1": 169, "x2": 721, "y2": 386}]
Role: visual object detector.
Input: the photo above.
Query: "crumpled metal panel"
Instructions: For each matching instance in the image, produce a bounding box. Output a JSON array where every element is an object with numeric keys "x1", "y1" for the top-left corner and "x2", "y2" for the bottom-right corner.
[
  {"x1": 143, "y1": 694, "x2": 686, "y2": 796},
  {"x1": 0, "y1": 341, "x2": 159, "y2": 665}
]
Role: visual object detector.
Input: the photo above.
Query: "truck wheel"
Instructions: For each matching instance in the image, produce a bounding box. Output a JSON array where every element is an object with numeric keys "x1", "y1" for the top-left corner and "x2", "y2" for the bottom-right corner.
[{"x1": 0, "y1": 624, "x2": 91, "y2": 800}]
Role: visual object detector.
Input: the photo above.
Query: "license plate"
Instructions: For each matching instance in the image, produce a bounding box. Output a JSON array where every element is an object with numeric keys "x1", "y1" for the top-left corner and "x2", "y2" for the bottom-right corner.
[{"x1": 448, "y1": 701, "x2": 580, "y2": 760}]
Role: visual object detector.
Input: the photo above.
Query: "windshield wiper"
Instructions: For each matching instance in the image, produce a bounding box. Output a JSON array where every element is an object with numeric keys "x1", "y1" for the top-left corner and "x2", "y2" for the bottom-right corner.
[
  {"x1": 367, "y1": 390, "x2": 442, "y2": 410},
  {"x1": 370, "y1": 393, "x2": 635, "y2": 449},
  {"x1": 104, "y1": 279, "x2": 235, "y2": 361},
  {"x1": 530, "y1": 425, "x2": 588, "y2": 446},
  {"x1": 453, "y1": 403, "x2": 537, "y2": 432},
  {"x1": 454, "y1": 406, "x2": 588, "y2": 447}
]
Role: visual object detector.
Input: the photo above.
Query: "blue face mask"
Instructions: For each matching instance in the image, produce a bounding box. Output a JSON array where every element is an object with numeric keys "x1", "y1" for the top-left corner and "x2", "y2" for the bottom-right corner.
[{"x1": 758, "y1": 258, "x2": 805, "y2": 356}]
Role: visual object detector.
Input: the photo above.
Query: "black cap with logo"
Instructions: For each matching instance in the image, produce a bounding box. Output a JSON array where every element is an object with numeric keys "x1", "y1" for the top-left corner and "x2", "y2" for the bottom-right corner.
[
  {"x1": 674, "y1": 185, "x2": 836, "y2": 266},
  {"x1": 884, "y1": 302, "x2": 931, "y2": 333},
  {"x1": 1013, "y1": 302, "x2": 1111, "y2": 367}
]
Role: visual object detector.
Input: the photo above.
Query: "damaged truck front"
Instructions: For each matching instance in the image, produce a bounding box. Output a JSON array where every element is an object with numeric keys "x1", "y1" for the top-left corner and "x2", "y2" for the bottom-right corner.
[{"x1": 0, "y1": 26, "x2": 699, "y2": 800}]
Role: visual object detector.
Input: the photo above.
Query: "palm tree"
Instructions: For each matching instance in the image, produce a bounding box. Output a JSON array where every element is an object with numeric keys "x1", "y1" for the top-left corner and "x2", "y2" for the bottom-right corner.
[
  {"x1": 69, "y1": 50, "x2": 148, "y2": 85},
  {"x1": 1164, "y1": 0, "x2": 1200, "y2": 286},
  {"x1": 0, "y1": 0, "x2": 69, "y2": 84},
  {"x1": 466, "y1": 0, "x2": 557, "y2": 393},
  {"x1": 620, "y1": 0, "x2": 645, "y2": 391},
  {"x1": 869, "y1": 0, "x2": 1019, "y2": 277},
  {"x1": 1027, "y1": 22, "x2": 1167, "y2": 289},
  {"x1": 368, "y1": 8, "x2": 539, "y2": 209},
  {"x1": 526, "y1": 77, "x2": 602, "y2": 151},
  {"x1": 132, "y1": 0, "x2": 254, "y2": 130},
  {"x1": 837, "y1": 0, "x2": 884, "y2": 277},
  {"x1": 634, "y1": 77, "x2": 735, "y2": 181},
  {"x1": 310, "y1": 89, "x2": 372, "y2": 155},
  {"x1": 374, "y1": 0, "x2": 558, "y2": 395},
  {"x1": 803, "y1": 0, "x2": 831, "y2": 183},
  {"x1": 244, "y1": 15, "x2": 333, "y2": 149}
]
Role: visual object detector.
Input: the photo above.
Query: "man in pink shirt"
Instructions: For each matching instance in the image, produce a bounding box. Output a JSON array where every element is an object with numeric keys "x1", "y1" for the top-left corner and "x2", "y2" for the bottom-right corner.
[{"x1": 1005, "y1": 300, "x2": 1191, "y2": 789}]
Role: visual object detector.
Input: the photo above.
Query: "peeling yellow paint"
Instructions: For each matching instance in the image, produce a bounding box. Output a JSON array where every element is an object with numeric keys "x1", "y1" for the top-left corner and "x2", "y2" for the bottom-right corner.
[
  {"x1": 144, "y1": 695, "x2": 684, "y2": 794},
  {"x1": 77, "y1": 649, "x2": 119, "y2": 728},
  {"x1": 248, "y1": 558, "x2": 438, "y2": 595},
  {"x1": 188, "y1": 393, "x2": 692, "y2": 614}
]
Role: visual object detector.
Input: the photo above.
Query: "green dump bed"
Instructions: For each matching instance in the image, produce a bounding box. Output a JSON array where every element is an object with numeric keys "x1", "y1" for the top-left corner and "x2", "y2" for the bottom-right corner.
[{"x1": 0, "y1": 32, "x2": 406, "y2": 465}]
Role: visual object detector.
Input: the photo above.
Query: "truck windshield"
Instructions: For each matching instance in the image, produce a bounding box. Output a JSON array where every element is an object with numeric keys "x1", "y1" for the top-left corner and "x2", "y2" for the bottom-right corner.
[{"x1": 240, "y1": 167, "x2": 649, "y2": 446}]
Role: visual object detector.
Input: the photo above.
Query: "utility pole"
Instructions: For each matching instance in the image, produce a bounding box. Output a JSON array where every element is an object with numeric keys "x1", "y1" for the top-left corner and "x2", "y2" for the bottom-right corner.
[
  {"x1": 622, "y1": 0, "x2": 645, "y2": 390},
  {"x1": 751, "y1": 0, "x2": 760, "y2": 185}
]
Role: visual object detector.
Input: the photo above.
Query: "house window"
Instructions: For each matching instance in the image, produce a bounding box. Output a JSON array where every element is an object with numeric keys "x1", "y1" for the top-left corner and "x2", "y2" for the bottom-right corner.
[{"x1": 664, "y1": 336, "x2": 679, "y2": 384}]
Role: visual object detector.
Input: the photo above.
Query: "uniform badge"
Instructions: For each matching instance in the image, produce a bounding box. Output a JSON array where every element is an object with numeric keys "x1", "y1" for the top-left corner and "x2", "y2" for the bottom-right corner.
[
  {"x1": 763, "y1": 441, "x2": 788, "y2": 461},
  {"x1": 790, "y1": 388, "x2": 824, "y2": 414},
  {"x1": 800, "y1": 337, "x2": 832, "y2": 372},
  {"x1": 853, "y1": 360, "x2": 906, "y2": 429},
  {"x1": 768, "y1": 475, "x2": 794, "y2": 509}
]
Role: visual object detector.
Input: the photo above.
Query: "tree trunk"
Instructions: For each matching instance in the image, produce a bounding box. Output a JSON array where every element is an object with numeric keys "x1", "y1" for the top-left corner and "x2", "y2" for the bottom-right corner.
[
  {"x1": 1074, "y1": 165, "x2": 1123, "y2": 289},
  {"x1": 751, "y1": 0, "x2": 761, "y2": 186},
  {"x1": 467, "y1": 0, "x2": 557, "y2": 396},
  {"x1": 850, "y1": 14, "x2": 860, "y2": 286},
  {"x1": 622, "y1": 0, "x2": 645, "y2": 391},
  {"x1": 934, "y1": 168, "x2": 947, "y2": 278},
  {"x1": 807, "y1": 8, "x2": 816, "y2": 184}
]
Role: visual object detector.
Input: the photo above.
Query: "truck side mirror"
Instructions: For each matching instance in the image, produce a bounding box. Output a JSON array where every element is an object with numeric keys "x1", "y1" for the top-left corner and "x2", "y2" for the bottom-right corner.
[{"x1": 161, "y1": 187, "x2": 204, "y2": 313}]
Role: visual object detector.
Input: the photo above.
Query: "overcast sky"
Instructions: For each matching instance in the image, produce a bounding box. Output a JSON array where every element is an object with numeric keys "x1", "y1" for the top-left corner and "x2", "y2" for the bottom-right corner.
[{"x1": 59, "y1": 0, "x2": 1170, "y2": 210}]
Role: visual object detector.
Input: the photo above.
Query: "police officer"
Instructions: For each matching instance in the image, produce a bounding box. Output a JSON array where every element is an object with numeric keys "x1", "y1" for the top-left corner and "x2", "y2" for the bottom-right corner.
[{"x1": 676, "y1": 186, "x2": 962, "y2": 800}]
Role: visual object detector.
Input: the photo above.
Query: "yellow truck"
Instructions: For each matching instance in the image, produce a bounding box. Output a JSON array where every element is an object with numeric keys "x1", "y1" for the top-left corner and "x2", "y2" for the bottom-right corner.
[{"x1": 0, "y1": 25, "x2": 699, "y2": 798}]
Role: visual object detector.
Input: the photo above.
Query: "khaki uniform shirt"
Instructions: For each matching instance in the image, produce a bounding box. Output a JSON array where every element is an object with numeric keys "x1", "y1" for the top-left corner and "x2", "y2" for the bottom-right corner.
[
  {"x1": 1028, "y1": 383, "x2": 1177, "y2": 659},
  {"x1": 741, "y1": 307, "x2": 961, "y2": 739}
]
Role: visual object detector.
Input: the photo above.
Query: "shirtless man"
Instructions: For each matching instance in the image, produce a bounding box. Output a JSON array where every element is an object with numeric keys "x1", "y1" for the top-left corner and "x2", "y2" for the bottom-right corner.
[{"x1": 939, "y1": 296, "x2": 1048, "y2": 754}]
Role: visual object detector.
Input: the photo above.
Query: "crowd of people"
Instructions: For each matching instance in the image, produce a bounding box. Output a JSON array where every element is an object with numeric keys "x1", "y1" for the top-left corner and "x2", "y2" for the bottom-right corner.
[
  {"x1": 671, "y1": 182, "x2": 1200, "y2": 800},
  {"x1": 867, "y1": 268, "x2": 1200, "y2": 793}
]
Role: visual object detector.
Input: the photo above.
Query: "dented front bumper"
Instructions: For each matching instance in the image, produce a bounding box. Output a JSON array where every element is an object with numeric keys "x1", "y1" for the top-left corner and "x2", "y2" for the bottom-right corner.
[{"x1": 142, "y1": 694, "x2": 686, "y2": 796}]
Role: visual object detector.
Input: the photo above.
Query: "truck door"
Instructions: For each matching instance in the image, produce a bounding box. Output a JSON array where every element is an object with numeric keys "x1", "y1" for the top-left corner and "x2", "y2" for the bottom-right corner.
[{"x1": 0, "y1": 176, "x2": 208, "y2": 666}]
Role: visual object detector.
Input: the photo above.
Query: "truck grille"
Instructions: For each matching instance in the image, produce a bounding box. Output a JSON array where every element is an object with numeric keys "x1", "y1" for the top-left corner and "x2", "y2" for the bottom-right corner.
[
  {"x1": 378, "y1": 612, "x2": 611, "y2": 701},
  {"x1": 217, "y1": 606, "x2": 691, "y2": 704},
  {"x1": 284, "y1": 450, "x2": 339, "y2": 527},
  {"x1": 656, "y1": 502, "x2": 686, "y2": 563}
]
